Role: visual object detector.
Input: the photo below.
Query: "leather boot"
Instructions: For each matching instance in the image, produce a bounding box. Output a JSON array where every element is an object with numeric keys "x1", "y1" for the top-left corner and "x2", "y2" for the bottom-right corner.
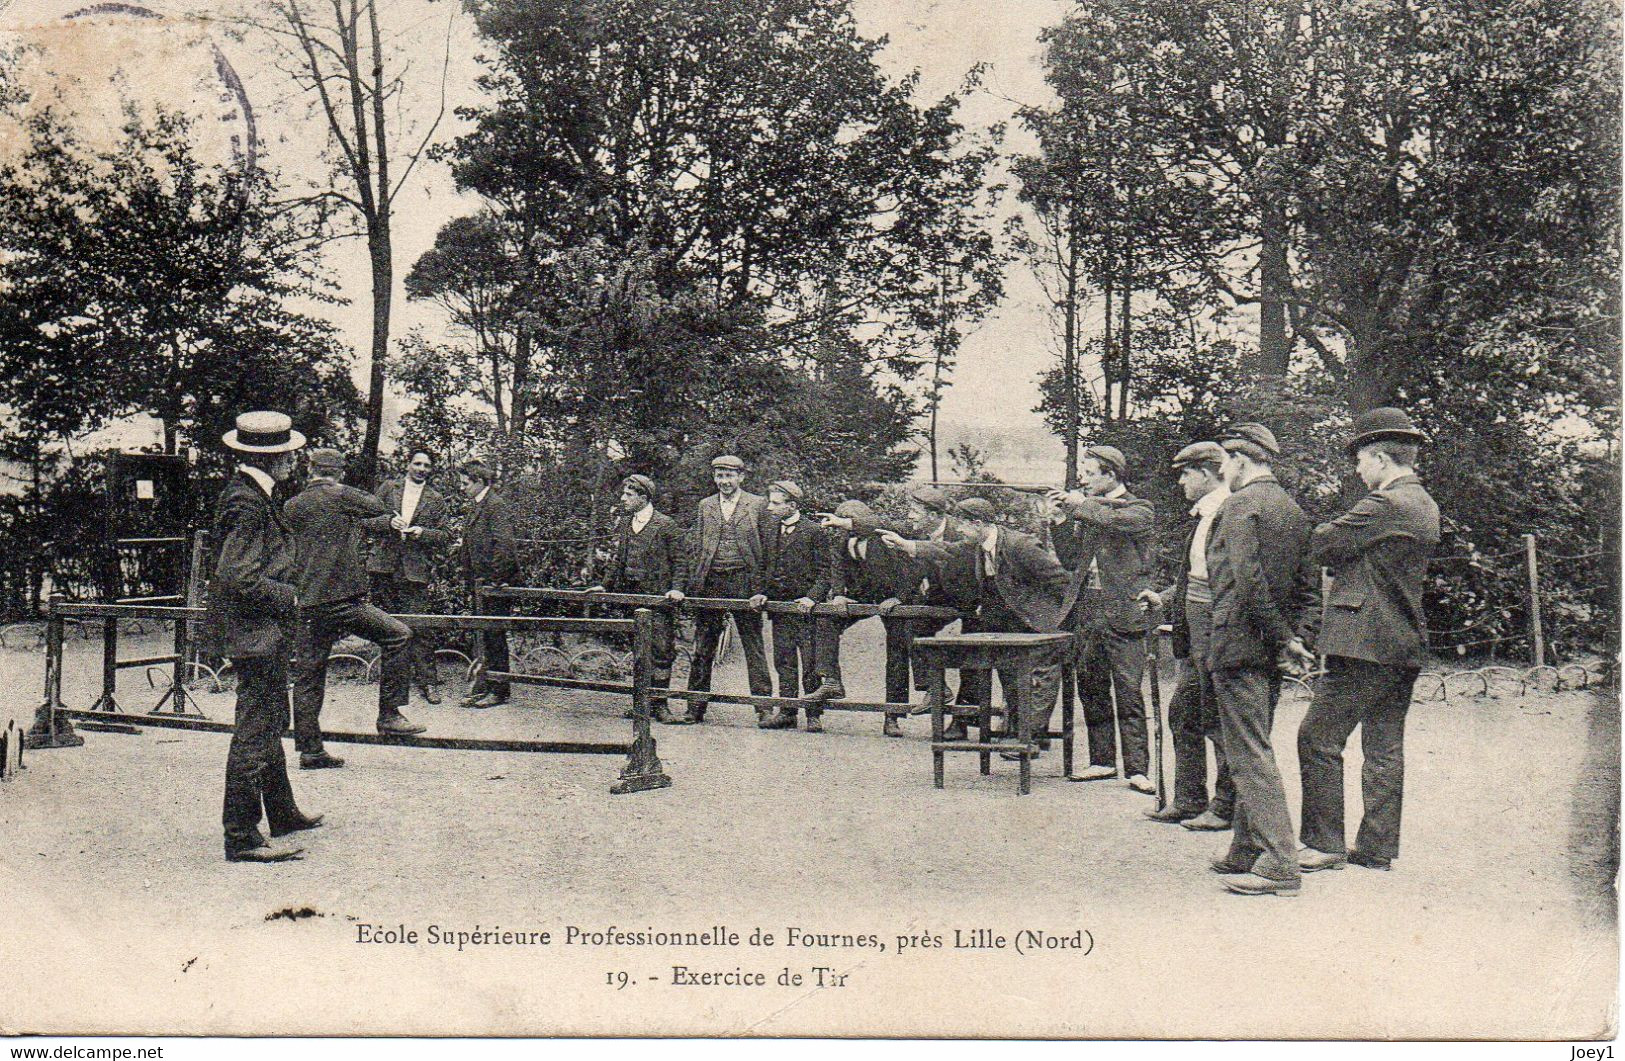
[
  {"x1": 882, "y1": 715, "x2": 903, "y2": 738},
  {"x1": 684, "y1": 698, "x2": 708, "y2": 724},
  {"x1": 760, "y1": 709, "x2": 798, "y2": 730},
  {"x1": 804, "y1": 711, "x2": 824, "y2": 733},
  {"x1": 941, "y1": 717, "x2": 969, "y2": 741}
]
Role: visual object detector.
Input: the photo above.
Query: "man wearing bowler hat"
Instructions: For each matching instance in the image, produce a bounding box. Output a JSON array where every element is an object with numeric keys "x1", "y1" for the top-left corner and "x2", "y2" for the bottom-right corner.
[
  {"x1": 591, "y1": 474, "x2": 688, "y2": 723},
  {"x1": 1204, "y1": 422, "x2": 1318, "y2": 896},
  {"x1": 1296, "y1": 408, "x2": 1439, "y2": 874},
  {"x1": 1138, "y1": 441, "x2": 1235, "y2": 828},
  {"x1": 682, "y1": 454, "x2": 776, "y2": 724},
  {"x1": 285, "y1": 448, "x2": 425, "y2": 768},
  {"x1": 458, "y1": 458, "x2": 520, "y2": 709},
  {"x1": 200, "y1": 411, "x2": 323, "y2": 863}
]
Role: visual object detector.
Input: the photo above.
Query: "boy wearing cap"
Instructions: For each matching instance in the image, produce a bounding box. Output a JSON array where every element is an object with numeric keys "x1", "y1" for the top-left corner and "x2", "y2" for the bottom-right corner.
[
  {"x1": 1049, "y1": 445, "x2": 1157, "y2": 793},
  {"x1": 1205, "y1": 423, "x2": 1317, "y2": 896},
  {"x1": 201, "y1": 411, "x2": 323, "y2": 863},
  {"x1": 683, "y1": 455, "x2": 776, "y2": 723},
  {"x1": 285, "y1": 448, "x2": 425, "y2": 767},
  {"x1": 593, "y1": 475, "x2": 688, "y2": 723},
  {"x1": 1295, "y1": 408, "x2": 1439, "y2": 874},
  {"x1": 1138, "y1": 442, "x2": 1234, "y2": 828},
  {"x1": 752, "y1": 480, "x2": 829, "y2": 729},
  {"x1": 459, "y1": 459, "x2": 520, "y2": 708}
]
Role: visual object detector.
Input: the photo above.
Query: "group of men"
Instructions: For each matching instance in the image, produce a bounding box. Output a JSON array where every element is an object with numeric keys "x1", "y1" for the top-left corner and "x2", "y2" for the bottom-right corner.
[{"x1": 201, "y1": 405, "x2": 1439, "y2": 896}]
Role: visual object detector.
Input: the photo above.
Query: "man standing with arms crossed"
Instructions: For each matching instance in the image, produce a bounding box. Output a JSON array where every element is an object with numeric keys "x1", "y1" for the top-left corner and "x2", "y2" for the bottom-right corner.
[
  {"x1": 1139, "y1": 442, "x2": 1235, "y2": 828},
  {"x1": 591, "y1": 474, "x2": 688, "y2": 724},
  {"x1": 1296, "y1": 408, "x2": 1438, "y2": 874},
  {"x1": 1205, "y1": 423, "x2": 1317, "y2": 897},
  {"x1": 286, "y1": 448, "x2": 425, "y2": 770},
  {"x1": 366, "y1": 449, "x2": 452, "y2": 705}
]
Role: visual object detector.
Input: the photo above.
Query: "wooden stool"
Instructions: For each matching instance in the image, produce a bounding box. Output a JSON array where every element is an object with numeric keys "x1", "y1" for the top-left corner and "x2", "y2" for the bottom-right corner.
[{"x1": 911, "y1": 631, "x2": 1076, "y2": 795}]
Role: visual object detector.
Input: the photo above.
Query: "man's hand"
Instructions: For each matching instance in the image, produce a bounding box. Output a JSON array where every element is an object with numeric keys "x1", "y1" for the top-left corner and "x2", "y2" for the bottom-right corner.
[
  {"x1": 407, "y1": 526, "x2": 423, "y2": 538},
  {"x1": 877, "y1": 597, "x2": 901, "y2": 617},
  {"x1": 815, "y1": 512, "x2": 853, "y2": 530},
  {"x1": 586, "y1": 585, "x2": 606, "y2": 594},
  {"x1": 1043, "y1": 491, "x2": 1068, "y2": 523},
  {"x1": 388, "y1": 514, "x2": 407, "y2": 531},
  {"x1": 876, "y1": 529, "x2": 915, "y2": 555},
  {"x1": 665, "y1": 589, "x2": 685, "y2": 603},
  {"x1": 1137, "y1": 589, "x2": 1163, "y2": 612},
  {"x1": 827, "y1": 594, "x2": 853, "y2": 615},
  {"x1": 1285, "y1": 637, "x2": 1317, "y2": 668},
  {"x1": 748, "y1": 593, "x2": 768, "y2": 610},
  {"x1": 794, "y1": 596, "x2": 816, "y2": 615}
]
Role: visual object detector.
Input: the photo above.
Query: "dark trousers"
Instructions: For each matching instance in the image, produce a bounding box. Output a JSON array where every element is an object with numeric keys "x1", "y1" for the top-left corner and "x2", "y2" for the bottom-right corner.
[
  {"x1": 817, "y1": 613, "x2": 914, "y2": 705},
  {"x1": 1298, "y1": 656, "x2": 1418, "y2": 861},
  {"x1": 1080, "y1": 625, "x2": 1150, "y2": 777},
  {"x1": 292, "y1": 597, "x2": 412, "y2": 753},
  {"x1": 1214, "y1": 665, "x2": 1299, "y2": 882},
  {"x1": 1168, "y1": 600, "x2": 1233, "y2": 816},
  {"x1": 769, "y1": 613, "x2": 817, "y2": 698},
  {"x1": 470, "y1": 587, "x2": 511, "y2": 698},
  {"x1": 223, "y1": 653, "x2": 303, "y2": 854},
  {"x1": 688, "y1": 568, "x2": 772, "y2": 698},
  {"x1": 370, "y1": 574, "x2": 436, "y2": 686}
]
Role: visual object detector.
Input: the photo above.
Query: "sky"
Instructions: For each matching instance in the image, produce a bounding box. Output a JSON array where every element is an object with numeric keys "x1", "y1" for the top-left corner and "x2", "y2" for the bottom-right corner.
[{"x1": 0, "y1": 0, "x2": 1122, "y2": 481}]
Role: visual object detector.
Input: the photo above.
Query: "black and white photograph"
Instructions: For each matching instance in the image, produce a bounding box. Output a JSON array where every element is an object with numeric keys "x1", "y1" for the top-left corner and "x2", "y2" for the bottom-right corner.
[{"x1": 0, "y1": 0, "x2": 1618, "y2": 1044}]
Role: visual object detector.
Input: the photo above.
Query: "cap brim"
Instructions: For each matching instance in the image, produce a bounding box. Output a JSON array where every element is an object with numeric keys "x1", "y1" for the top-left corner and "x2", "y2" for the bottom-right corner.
[
  {"x1": 1347, "y1": 429, "x2": 1428, "y2": 455},
  {"x1": 222, "y1": 429, "x2": 307, "y2": 454}
]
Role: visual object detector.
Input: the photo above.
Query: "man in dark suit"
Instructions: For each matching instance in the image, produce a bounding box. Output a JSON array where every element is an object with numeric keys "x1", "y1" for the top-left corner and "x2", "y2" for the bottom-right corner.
[
  {"x1": 458, "y1": 458, "x2": 520, "y2": 709},
  {"x1": 1204, "y1": 423, "x2": 1318, "y2": 897},
  {"x1": 1137, "y1": 442, "x2": 1234, "y2": 827},
  {"x1": 902, "y1": 485, "x2": 983, "y2": 736},
  {"x1": 810, "y1": 499, "x2": 926, "y2": 737},
  {"x1": 285, "y1": 449, "x2": 424, "y2": 768},
  {"x1": 1049, "y1": 445, "x2": 1157, "y2": 793},
  {"x1": 682, "y1": 454, "x2": 776, "y2": 724},
  {"x1": 365, "y1": 449, "x2": 452, "y2": 704},
  {"x1": 200, "y1": 411, "x2": 322, "y2": 863},
  {"x1": 1296, "y1": 408, "x2": 1440, "y2": 874},
  {"x1": 752, "y1": 480, "x2": 829, "y2": 730},
  {"x1": 591, "y1": 474, "x2": 689, "y2": 724},
  {"x1": 881, "y1": 497, "x2": 1078, "y2": 754}
]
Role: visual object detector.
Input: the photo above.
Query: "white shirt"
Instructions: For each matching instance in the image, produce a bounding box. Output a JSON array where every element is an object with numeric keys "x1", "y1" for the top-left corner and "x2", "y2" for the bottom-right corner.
[
  {"x1": 630, "y1": 503, "x2": 653, "y2": 535},
  {"x1": 1376, "y1": 467, "x2": 1412, "y2": 491},
  {"x1": 475, "y1": 485, "x2": 490, "y2": 505},
  {"x1": 400, "y1": 477, "x2": 426, "y2": 526},
  {"x1": 982, "y1": 527, "x2": 1000, "y2": 578},
  {"x1": 237, "y1": 463, "x2": 276, "y2": 499},
  {"x1": 780, "y1": 512, "x2": 800, "y2": 535},
  {"x1": 719, "y1": 492, "x2": 739, "y2": 523},
  {"x1": 848, "y1": 537, "x2": 868, "y2": 562},
  {"x1": 1188, "y1": 484, "x2": 1230, "y2": 582}
]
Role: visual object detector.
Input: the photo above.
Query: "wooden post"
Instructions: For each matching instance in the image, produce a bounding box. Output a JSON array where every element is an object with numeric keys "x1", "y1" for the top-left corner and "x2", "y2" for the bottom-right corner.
[
  {"x1": 94, "y1": 616, "x2": 120, "y2": 712},
  {"x1": 1524, "y1": 533, "x2": 1545, "y2": 667},
  {"x1": 611, "y1": 607, "x2": 671, "y2": 794},
  {"x1": 26, "y1": 594, "x2": 81, "y2": 748}
]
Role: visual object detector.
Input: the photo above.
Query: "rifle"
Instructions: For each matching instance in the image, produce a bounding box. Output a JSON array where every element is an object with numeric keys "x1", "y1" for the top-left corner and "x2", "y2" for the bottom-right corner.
[{"x1": 1142, "y1": 605, "x2": 1167, "y2": 811}]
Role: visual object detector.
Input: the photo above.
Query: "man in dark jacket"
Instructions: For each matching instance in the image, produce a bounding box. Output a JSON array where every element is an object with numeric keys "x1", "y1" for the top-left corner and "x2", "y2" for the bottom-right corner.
[
  {"x1": 285, "y1": 449, "x2": 424, "y2": 769},
  {"x1": 201, "y1": 411, "x2": 322, "y2": 863},
  {"x1": 809, "y1": 498, "x2": 926, "y2": 737},
  {"x1": 1296, "y1": 408, "x2": 1440, "y2": 874},
  {"x1": 365, "y1": 449, "x2": 453, "y2": 704},
  {"x1": 459, "y1": 458, "x2": 520, "y2": 708},
  {"x1": 1049, "y1": 445, "x2": 1157, "y2": 793},
  {"x1": 882, "y1": 497, "x2": 1078, "y2": 753},
  {"x1": 1138, "y1": 442, "x2": 1234, "y2": 827},
  {"x1": 683, "y1": 454, "x2": 777, "y2": 723},
  {"x1": 752, "y1": 480, "x2": 830, "y2": 730},
  {"x1": 1205, "y1": 423, "x2": 1318, "y2": 897},
  {"x1": 903, "y1": 485, "x2": 983, "y2": 735},
  {"x1": 591, "y1": 474, "x2": 688, "y2": 723}
]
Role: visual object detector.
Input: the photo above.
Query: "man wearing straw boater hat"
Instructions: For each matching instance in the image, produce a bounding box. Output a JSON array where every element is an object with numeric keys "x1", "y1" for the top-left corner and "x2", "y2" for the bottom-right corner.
[
  {"x1": 1295, "y1": 407, "x2": 1439, "y2": 875},
  {"x1": 200, "y1": 411, "x2": 323, "y2": 863}
]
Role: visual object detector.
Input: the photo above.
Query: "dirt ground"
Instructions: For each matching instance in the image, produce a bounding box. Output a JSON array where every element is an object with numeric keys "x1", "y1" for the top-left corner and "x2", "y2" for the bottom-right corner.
[{"x1": 0, "y1": 622, "x2": 1617, "y2": 1039}]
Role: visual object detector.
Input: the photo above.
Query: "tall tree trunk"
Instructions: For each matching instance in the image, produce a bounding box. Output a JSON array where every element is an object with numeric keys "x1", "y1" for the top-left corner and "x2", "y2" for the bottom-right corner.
[
  {"x1": 1118, "y1": 261, "x2": 1133, "y2": 421},
  {"x1": 357, "y1": 0, "x2": 394, "y2": 489},
  {"x1": 1255, "y1": 203, "x2": 1291, "y2": 376},
  {"x1": 1062, "y1": 212, "x2": 1081, "y2": 489},
  {"x1": 1101, "y1": 276, "x2": 1115, "y2": 427}
]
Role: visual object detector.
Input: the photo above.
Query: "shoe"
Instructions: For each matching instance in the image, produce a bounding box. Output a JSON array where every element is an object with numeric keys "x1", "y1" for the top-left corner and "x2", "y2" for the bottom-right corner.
[
  {"x1": 1348, "y1": 849, "x2": 1393, "y2": 871},
  {"x1": 804, "y1": 682, "x2": 845, "y2": 703},
  {"x1": 1127, "y1": 774, "x2": 1155, "y2": 794},
  {"x1": 1000, "y1": 747, "x2": 1040, "y2": 762},
  {"x1": 468, "y1": 692, "x2": 508, "y2": 709},
  {"x1": 1145, "y1": 805, "x2": 1202, "y2": 824},
  {"x1": 1209, "y1": 855, "x2": 1254, "y2": 875},
  {"x1": 882, "y1": 716, "x2": 903, "y2": 738},
  {"x1": 1066, "y1": 764, "x2": 1118, "y2": 782},
  {"x1": 941, "y1": 719, "x2": 968, "y2": 741},
  {"x1": 1181, "y1": 810, "x2": 1232, "y2": 831},
  {"x1": 654, "y1": 705, "x2": 689, "y2": 725},
  {"x1": 226, "y1": 843, "x2": 304, "y2": 863},
  {"x1": 376, "y1": 713, "x2": 427, "y2": 736},
  {"x1": 1223, "y1": 873, "x2": 1301, "y2": 897},
  {"x1": 760, "y1": 710, "x2": 797, "y2": 730},
  {"x1": 299, "y1": 751, "x2": 346, "y2": 770},
  {"x1": 418, "y1": 684, "x2": 442, "y2": 705},
  {"x1": 1298, "y1": 847, "x2": 1348, "y2": 873},
  {"x1": 805, "y1": 713, "x2": 824, "y2": 733},
  {"x1": 686, "y1": 698, "x2": 708, "y2": 724},
  {"x1": 270, "y1": 814, "x2": 325, "y2": 839}
]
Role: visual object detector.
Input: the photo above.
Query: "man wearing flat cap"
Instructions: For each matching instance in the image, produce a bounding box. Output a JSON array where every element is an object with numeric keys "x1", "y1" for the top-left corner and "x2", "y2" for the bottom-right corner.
[
  {"x1": 1205, "y1": 422, "x2": 1318, "y2": 896},
  {"x1": 1295, "y1": 407, "x2": 1439, "y2": 875},
  {"x1": 811, "y1": 498, "x2": 927, "y2": 736},
  {"x1": 1048, "y1": 444, "x2": 1157, "y2": 792},
  {"x1": 752, "y1": 480, "x2": 831, "y2": 730},
  {"x1": 1138, "y1": 441, "x2": 1234, "y2": 828},
  {"x1": 682, "y1": 454, "x2": 777, "y2": 723},
  {"x1": 881, "y1": 497, "x2": 1077, "y2": 753},
  {"x1": 900, "y1": 484, "x2": 983, "y2": 729},
  {"x1": 593, "y1": 474, "x2": 689, "y2": 723},
  {"x1": 285, "y1": 448, "x2": 425, "y2": 767},
  {"x1": 200, "y1": 411, "x2": 322, "y2": 863},
  {"x1": 458, "y1": 458, "x2": 520, "y2": 709}
]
